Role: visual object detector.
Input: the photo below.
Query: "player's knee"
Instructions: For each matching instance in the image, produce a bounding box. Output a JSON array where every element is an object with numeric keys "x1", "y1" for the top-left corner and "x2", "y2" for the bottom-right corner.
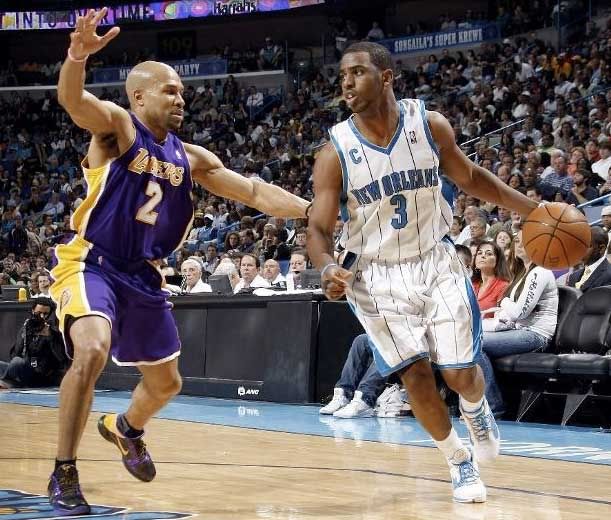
[
  {"x1": 71, "y1": 339, "x2": 110, "y2": 376},
  {"x1": 400, "y1": 360, "x2": 436, "y2": 395},
  {"x1": 157, "y1": 373, "x2": 182, "y2": 398},
  {"x1": 442, "y1": 366, "x2": 477, "y2": 393}
]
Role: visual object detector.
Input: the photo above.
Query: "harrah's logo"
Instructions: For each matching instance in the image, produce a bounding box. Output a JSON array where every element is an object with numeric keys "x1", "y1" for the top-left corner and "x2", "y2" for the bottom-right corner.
[{"x1": 214, "y1": 0, "x2": 258, "y2": 16}]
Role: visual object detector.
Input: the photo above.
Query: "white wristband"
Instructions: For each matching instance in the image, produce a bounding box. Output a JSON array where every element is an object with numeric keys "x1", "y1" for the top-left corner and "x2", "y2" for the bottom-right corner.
[{"x1": 320, "y1": 262, "x2": 338, "y2": 279}]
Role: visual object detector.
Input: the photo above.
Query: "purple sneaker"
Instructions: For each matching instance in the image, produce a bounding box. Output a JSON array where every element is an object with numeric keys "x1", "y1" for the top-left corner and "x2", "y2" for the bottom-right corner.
[
  {"x1": 98, "y1": 414, "x2": 156, "y2": 482},
  {"x1": 48, "y1": 464, "x2": 91, "y2": 516}
]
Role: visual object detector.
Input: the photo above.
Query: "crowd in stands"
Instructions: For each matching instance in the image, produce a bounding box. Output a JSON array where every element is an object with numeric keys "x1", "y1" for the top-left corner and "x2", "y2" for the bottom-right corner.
[{"x1": 0, "y1": 11, "x2": 610, "y2": 304}]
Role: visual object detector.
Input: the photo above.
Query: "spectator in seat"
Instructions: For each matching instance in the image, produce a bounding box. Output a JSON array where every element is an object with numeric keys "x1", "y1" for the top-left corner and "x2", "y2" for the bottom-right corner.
[
  {"x1": 258, "y1": 37, "x2": 283, "y2": 70},
  {"x1": 202, "y1": 243, "x2": 220, "y2": 276},
  {"x1": 212, "y1": 259, "x2": 240, "y2": 292},
  {"x1": 565, "y1": 170, "x2": 599, "y2": 206},
  {"x1": 592, "y1": 141, "x2": 611, "y2": 180},
  {"x1": 180, "y1": 258, "x2": 212, "y2": 294},
  {"x1": 233, "y1": 253, "x2": 269, "y2": 293},
  {"x1": 33, "y1": 270, "x2": 52, "y2": 298},
  {"x1": 567, "y1": 226, "x2": 611, "y2": 292},
  {"x1": 471, "y1": 241, "x2": 512, "y2": 317},
  {"x1": 262, "y1": 259, "x2": 285, "y2": 286},
  {"x1": 319, "y1": 334, "x2": 389, "y2": 418},
  {"x1": 477, "y1": 227, "x2": 558, "y2": 416},
  {"x1": 600, "y1": 206, "x2": 611, "y2": 243}
]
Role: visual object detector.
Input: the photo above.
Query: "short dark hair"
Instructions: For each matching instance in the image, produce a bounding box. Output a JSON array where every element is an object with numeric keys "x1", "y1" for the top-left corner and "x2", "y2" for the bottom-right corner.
[
  {"x1": 31, "y1": 296, "x2": 55, "y2": 312},
  {"x1": 241, "y1": 253, "x2": 260, "y2": 268},
  {"x1": 343, "y1": 41, "x2": 393, "y2": 71}
]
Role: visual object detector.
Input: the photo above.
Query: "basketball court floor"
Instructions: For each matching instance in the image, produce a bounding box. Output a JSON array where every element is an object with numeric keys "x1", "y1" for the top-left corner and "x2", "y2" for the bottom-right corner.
[{"x1": 1, "y1": 389, "x2": 610, "y2": 519}]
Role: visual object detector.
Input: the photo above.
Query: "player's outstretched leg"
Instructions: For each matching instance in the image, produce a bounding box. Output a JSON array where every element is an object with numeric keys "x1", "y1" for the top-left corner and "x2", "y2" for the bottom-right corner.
[
  {"x1": 400, "y1": 360, "x2": 486, "y2": 503},
  {"x1": 48, "y1": 316, "x2": 111, "y2": 516},
  {"x1": 98, "y1": 358, "x2": 182, "y2": 481},
  {"x1": 443, "y1": 365, "x2": 500, "y2": 464}
]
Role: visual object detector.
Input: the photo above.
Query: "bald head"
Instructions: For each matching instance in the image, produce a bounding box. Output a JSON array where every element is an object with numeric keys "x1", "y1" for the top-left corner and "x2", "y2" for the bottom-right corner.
[
  {"x1": 125, "y1": 61, "x2": 185, "y2": 135},
  {"x1": 126, "y1": 61, "x2": 180, "y2": 106}
]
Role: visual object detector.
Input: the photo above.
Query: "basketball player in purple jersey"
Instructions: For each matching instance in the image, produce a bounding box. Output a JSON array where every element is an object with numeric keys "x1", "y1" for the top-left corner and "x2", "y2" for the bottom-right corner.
[
  {"x1": 48, "y1": 9, "x2": 308, "y2": 515},
  {"x1": 308, "y1": 42, "x2": 538, "y2": 502}
]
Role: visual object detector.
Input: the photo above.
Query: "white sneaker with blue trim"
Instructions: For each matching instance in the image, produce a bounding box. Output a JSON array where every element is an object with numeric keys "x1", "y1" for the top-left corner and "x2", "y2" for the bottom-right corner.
[
  {"x1": 448, "y1": 447, "x2": 486, "y2": 503},
  {"x1": 460, "y1": 399, "x2": 500, "y2": 464}
]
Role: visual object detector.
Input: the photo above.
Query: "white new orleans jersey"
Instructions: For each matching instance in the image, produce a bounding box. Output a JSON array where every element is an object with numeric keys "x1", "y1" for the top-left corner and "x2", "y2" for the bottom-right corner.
[{"x1": 329, "y1": 98, "x2": 453, "y2": 261}]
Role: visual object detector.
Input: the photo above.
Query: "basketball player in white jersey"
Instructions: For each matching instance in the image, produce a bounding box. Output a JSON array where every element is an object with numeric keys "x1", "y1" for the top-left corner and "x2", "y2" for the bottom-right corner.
[{"x1": 307, "y1": 42, "x2": 539, "y2": 503}]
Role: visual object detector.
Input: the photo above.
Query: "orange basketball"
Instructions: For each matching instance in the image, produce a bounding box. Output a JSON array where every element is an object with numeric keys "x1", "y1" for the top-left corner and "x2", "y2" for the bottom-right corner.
[{"x1": 522, "y1": 202, "x2": 591, "y2": 270}]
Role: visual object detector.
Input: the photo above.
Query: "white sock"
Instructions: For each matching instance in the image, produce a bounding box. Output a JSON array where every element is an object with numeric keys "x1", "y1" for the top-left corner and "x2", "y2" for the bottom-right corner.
[
  {"x1": 434, "y1": 428, "x2": 469, "y2": 463},
  {"x1": 460, "y1": 394, "x2": 485, "y2": 414}
]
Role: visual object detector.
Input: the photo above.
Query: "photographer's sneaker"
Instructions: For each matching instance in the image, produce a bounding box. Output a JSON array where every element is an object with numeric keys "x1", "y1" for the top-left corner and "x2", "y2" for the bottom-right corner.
[
  {"x1": 460, "y1": 399, "x2": 500, "y2": 464},
  {"x1": 320, "y1": 388, "x2": 350, "y2": 415},
  {"x1": 333, "y1": 391, "x2": 374, "y2": 418},
  {"x1": 448, "y1": 447, "x2": 487, "y2": 503},
  {"x1": 48, "y1": 464, "x2": 91, "y2": 516}
]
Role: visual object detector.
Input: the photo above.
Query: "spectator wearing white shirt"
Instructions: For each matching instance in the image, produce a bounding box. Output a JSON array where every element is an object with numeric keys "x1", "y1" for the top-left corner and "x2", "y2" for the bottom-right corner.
[
  {"x1": 246, "y1": 86, "x2": 264, "y2": 109},
  {"x1": 180, "y1": 258, "x2": 212, "y2": 294},
  {"x1": 234, "y1": 253, "x2": 269, "y2": 293},
  {"x1": 592, "y1": 142, "x2": 611, "y2": 180},
  {"x1": 262, "y1": 259, "x2": 286, "y2": 286},
  {"x1": 512, "y1": 91, "x2": 531, "y2": 119}
]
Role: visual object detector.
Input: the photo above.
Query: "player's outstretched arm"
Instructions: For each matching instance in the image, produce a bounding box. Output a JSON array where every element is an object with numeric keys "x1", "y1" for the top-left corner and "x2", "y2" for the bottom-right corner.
[
  {"x1": 306, "y1": 143, "x2": 352, "y2": 300},
  {"x1": 428, "y1": 111, "x2": 538, "y2": 218},
  {"x1": 58, "y1": 8, "x2": 127, "y2": 136},
  {"x1": 185, "y1": 143, "x2": 308, "y2": 218}
]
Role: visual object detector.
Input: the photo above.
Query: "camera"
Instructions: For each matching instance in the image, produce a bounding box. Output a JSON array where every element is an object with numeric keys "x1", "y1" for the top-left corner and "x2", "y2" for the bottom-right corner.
[{"x1": 25, "y1": 315, "x2": 47, "y2": 333}]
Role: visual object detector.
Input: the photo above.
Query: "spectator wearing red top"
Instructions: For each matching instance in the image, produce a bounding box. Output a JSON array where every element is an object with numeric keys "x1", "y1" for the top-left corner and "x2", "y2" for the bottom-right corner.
[{"x1": 471, "y1": 241, "x2": 512, "y2": 318}]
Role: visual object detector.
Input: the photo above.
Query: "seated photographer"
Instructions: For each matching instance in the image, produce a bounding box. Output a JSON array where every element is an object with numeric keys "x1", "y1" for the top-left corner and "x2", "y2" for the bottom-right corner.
[
  {"x1": 233, "y1": 253, "x2": 269, "y2": 294},
  {"x1": 0, "y1": 297, "x2": 69, "y2": 389}
]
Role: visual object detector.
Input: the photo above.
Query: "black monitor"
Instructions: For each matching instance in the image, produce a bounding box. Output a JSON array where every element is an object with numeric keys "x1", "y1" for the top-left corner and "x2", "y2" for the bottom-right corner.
[{"x1": 208, "y1": 274, "x2": 234, "y2": 295}]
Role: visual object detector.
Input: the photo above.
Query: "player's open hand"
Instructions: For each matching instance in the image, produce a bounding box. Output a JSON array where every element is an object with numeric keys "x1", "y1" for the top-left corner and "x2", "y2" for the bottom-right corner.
[
  {"x1": 321, "y1": 265, "x2": 353, "y2": 301},
  {"x1": 69, "y1": 8, "x2": 120, "y2": 60}
]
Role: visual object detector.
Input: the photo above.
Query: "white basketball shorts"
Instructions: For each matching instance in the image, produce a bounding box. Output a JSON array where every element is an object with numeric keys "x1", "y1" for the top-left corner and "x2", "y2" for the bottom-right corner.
[{"x1": 343, "y1": 240, "x2": 482, "y2": 376}]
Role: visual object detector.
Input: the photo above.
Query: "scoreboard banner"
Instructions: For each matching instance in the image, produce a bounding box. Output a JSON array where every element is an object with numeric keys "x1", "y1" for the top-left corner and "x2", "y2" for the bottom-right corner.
[
  {"x1": 91, "y1": 58, "x2": 228, "y2": 83},
  {"x1": 0, "y1": 0, "x2": 325, "y2": 31},
  {"x1": 381, "y1": 23, "x2": 500, "y2": 55}
]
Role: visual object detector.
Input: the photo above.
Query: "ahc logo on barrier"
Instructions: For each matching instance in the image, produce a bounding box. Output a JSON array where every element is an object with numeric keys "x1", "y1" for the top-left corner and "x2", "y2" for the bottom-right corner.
[{"x1": 237, "y1": 385, "x2": 260, "y2": 396}]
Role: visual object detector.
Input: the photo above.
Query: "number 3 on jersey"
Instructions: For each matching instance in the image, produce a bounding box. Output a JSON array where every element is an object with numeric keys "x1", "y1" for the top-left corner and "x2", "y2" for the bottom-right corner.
[
  {"x1": 136, "y1": 181, "x2": 163, "y2": 225},
  {"x1": 390, "y1": 194, "x2": 408, "y2": 229}
]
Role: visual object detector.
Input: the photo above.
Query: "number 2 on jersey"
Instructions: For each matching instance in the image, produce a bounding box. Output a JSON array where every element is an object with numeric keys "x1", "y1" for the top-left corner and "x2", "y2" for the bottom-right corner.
[
  {"x1": 136, "y1": 181, "x2": 163, "y2": 225},
  {"x1": 390, "y1": 194, "x2": 408, "y2": 229}
]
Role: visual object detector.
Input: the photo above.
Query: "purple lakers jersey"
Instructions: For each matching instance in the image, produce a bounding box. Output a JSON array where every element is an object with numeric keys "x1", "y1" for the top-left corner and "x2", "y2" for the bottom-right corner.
[{"x1": 71, "y1": 114, "x2": 193, "y2": 262}]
